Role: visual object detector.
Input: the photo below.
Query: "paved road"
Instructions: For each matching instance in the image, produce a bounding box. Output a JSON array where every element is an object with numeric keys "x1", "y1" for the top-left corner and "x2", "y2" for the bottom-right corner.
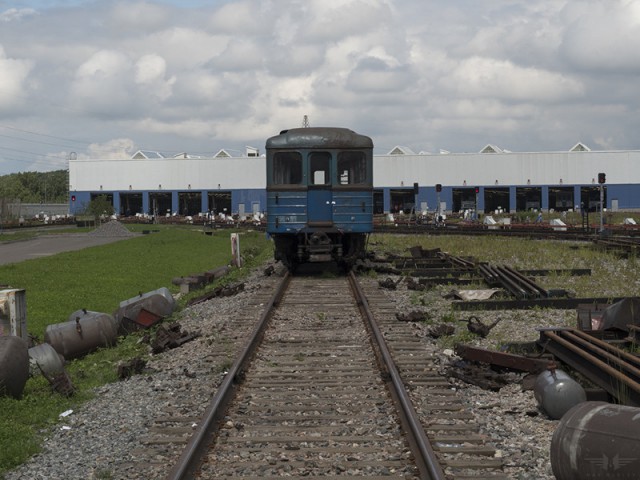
[{"x1": 0, "y1": 234, "x2": 133, "y2": 266}]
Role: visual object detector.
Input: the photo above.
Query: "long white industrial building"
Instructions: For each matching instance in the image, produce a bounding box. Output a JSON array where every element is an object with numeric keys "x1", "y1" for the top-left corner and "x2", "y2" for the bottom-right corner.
[{"x1": 68, "y1": 143, "x2": 640, "y2": 218}]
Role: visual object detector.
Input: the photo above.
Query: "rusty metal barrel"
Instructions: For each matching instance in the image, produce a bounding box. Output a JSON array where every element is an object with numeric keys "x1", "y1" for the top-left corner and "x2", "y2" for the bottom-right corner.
[
  {"x1": 551, "y1": 401, "x2": 640, "y2": 480},
  {"x1": 534, "y1": 366, "x2": 586, "y2": 419},
  {"x1": 116, "y1": 287, "x2": 176, "y2": 334},
  {"x1": 0, "y1": 335, "x2": 29, "y2": 398},
  {"x1": 44, "y1": 310, "x2": 119, "y2": 360},
  {"x1": 29, "y1": 342, "x2": 66, "y2": 377}
]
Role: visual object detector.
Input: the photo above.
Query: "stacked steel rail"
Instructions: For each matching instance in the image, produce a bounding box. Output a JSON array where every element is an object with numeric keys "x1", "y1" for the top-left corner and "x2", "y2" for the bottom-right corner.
[{"x1": 538, "y1": 328, "x2": 640, "y2": 406}]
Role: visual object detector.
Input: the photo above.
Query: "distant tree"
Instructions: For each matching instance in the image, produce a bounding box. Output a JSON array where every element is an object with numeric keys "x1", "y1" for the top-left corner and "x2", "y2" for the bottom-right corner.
[
  {"x1": 0, "y1": 170, "x2": 68, "y2": 203},
  {"x1": 84, "y1": 195, "x2": 115, "y2": 224}
]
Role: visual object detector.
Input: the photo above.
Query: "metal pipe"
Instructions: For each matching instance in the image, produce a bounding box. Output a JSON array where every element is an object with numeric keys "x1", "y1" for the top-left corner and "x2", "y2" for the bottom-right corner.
[
  {"x1": 570, "y1": 328, "x2": 640, "y2": 368},
  {"x1": 556, "y1": 330, "x2": 640, "y2": 382}
]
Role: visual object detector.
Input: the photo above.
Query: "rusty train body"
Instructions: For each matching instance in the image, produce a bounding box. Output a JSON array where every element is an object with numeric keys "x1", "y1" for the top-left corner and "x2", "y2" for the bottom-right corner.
[{"x1": 266, "y1": 127, "x2": 374, "y2": 269}]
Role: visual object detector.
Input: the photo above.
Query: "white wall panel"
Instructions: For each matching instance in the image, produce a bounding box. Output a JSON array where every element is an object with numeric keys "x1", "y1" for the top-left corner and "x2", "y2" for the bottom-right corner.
[
  {"x1": 69, "y1": 150, "x2": 640, "y2": 192},
  {"x1": 69, "y1": 157, "x2": 266, "y2": 191}
]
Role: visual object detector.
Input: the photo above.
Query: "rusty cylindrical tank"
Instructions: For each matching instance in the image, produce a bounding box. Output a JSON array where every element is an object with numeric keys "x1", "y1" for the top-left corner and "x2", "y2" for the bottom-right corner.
[
  {"x1": 115, "y1": 287, "x2": 176, "y2": 334},
  {"x1": 44, "y1": 310, "x2": 119, "y2": 360},
  {"x1": 551, "y1": 401, "x2": 640, "y2": 480},
  {"x1": 534, "y1": 364, "x2": 586, "y2": 419},
  {"x1": 29, "y1": 342, "x2": 66, "y2": 377},
  {"x1": 0, "y1": 335, "x2": 29, "y2": 398}
]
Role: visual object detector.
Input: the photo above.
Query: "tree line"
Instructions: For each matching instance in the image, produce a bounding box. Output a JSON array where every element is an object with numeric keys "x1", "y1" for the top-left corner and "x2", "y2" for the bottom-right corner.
[{"x1": 0, "y1": 170, "x2": 69, "y2": 204}]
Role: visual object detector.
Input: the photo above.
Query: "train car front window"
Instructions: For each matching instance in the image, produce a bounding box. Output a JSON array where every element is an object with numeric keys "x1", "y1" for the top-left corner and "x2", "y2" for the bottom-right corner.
[
  {"x1": 337, "y1": 151, "x2": 367, "y2": 184},
  {"x1": 310, "y1": 152, "x2": 331, "y2": 185},
  {"x1": 273, "y1": 152, "x2": 303, "y2": 185}
]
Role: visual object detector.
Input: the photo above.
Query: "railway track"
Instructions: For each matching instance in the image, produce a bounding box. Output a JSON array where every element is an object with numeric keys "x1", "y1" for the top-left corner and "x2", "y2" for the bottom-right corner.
[
  {"x1": 166, "y1": 271, "x2": 506, "y2": 479},
  {"x1": 121, "y1": 274, "x2": 285, "y2": 479},
  {"x1": 358, "y1": 278, "x2": 506, "y2": 479}
]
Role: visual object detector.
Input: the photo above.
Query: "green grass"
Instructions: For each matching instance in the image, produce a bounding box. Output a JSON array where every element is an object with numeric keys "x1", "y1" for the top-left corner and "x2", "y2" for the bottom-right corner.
[{"x1": 0, "y1": 225, "x2": 272, "y2": 474}]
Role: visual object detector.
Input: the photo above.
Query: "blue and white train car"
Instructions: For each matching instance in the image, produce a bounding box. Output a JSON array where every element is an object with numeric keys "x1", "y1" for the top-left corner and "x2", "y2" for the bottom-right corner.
[{"x1": 266, "y1": 127, "x2": 373, "y2": 268}]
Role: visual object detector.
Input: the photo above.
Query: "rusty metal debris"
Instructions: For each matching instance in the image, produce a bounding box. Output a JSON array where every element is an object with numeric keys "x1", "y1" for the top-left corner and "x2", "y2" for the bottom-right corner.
[
  {"x1": 595, "y1": 297, "x2": 640, "y2": 332},
  {"x1": 378, "y1": 277, "x2": 403, "y2": 290},
  {"x1": 151, "y1": 323, "x2": 201, "y2": 354},
  {"x1": 455, "y1": 344, "x2": 550, "y2": 374},
  {"x1": 117, "y1": 288, "x2": 176, "y2": 335},
  {"x1": 185, "y1": 281, "x2": 245, "y2": 307},
  {"x1": 448, "y1": 359, "x2": 510, "y2": 391},
  {"x1": 426, "y1": 323, "x2": 454, "y2": 338},
  {"x1": 39, "y1": 366, "x2": 75, "y2": 397},
  {"x1": 464, "y1": 316, "x2": 501, "y2": 338},
  {"x1": 395, "y1": 311, "x2": 428, "y2": 322},
  {"x1": 172, "y1": 266, "x2": 230, "y2": 294}
]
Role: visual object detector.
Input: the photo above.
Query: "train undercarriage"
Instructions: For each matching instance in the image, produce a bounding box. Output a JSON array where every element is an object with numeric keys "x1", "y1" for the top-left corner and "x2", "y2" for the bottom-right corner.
[{"x1": 272, "y1": 230, "x2": 367, "y2": 270}]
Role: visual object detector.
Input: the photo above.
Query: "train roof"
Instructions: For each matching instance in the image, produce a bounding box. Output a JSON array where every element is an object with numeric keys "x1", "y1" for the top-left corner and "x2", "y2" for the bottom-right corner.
[{"x1": 266, "y1": 127, "x2": 373, "y2": 150}]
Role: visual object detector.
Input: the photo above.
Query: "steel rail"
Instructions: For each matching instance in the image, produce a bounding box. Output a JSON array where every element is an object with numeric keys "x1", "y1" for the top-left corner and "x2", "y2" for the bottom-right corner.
[
  {"x1": 501, "y1": 265, "x2": 549, "y2": 297},
  {"x1": 348, "y1": 271, "x2": 447, "y2": 480},
  {"x1": 570, "y1": 328, "x2": 640, "y2": 368},
  {"x1": 166, "y1": 272, "x2": 291, "y2": 480},
  {"x1": 565, "y1": 333, "x2": 640, "y2": 382}
]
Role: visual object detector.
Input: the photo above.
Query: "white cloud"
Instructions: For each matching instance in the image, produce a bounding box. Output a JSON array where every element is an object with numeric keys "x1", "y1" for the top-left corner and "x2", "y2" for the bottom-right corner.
[
  {"x1": 2, "y1": 0, "x2": 640, "y2": 174},
  {"x1": 109, "y1": 1, "x2": 169, "y2": 30},
  {"x1": 70, "y1": 50, "x2": 134, "y2": 115},
  {"x1": 0, "y1": 46, "x2": 33, "y2": 112},
  {"x1": 134, "y1": 54, "x2": 176, "y2": 101},
  {"x1": 85, "y1": 138, "x2": 137, "y2": 159},
  {"x1": 448, "y1": 56, "x2": 585, "y2": 103},
  {"x1": 560, "y1": 0, "x2": 640, "y2": 72},
  {"x1": 0, "y1": 7, "x2": 37, "y2": 22}
]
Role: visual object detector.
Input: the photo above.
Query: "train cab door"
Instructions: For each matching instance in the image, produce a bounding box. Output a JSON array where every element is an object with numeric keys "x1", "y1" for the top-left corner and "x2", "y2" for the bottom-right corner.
[{"x1": 307, "y1": 152, "x2": 333, "y2": 225}]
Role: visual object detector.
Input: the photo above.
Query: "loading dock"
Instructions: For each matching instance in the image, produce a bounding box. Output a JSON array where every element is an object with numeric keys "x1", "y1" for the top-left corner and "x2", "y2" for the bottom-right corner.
[
  {"x1": 119, "y1": 193, "x2": 143, "y2": 216},
  {"x1": 516, "y1": 187, "x2": 542, "y2": 211},
  {"x1": 178, "y1": 191, "x2": 202, "y2": 216},
  {"x1": 452, "y1": 188, "x2": 478, "y2": 213},
  {"x1": 580, "y1": 186, "x2": 605, "y2": 212},
  {"x1": 549, "y1": 187, "x2": 575, "y2": 211},
  {"x1": 484, "y1": 187, "x2": 510, "y2": 213},
  {"x1": 149, "y1": 192, "x2": 172, "y2": 217},
  {"x1": 207, "y1": 191, "x2": 232, "y2": 216},
  {"x1": 389, "y1": 188, "x2": 415, "y2": 214}
]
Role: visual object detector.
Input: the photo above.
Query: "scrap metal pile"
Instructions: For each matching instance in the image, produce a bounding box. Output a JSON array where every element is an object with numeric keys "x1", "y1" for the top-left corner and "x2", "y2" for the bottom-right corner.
[{"x1": 374, "y1": 244, "x2": 640, "y2": 479}]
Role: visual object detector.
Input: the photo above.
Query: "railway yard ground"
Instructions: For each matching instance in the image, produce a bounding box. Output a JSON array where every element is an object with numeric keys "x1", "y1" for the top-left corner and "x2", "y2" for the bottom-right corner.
[{"x1": 2, "y1": 224, "x2": 640, "y2": 479}]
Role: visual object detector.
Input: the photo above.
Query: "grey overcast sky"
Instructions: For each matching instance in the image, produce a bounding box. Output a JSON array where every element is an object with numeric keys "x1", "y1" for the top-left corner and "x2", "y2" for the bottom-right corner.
[{"x1": 1, "y1": 0, "x2": 639, "y2": 174}]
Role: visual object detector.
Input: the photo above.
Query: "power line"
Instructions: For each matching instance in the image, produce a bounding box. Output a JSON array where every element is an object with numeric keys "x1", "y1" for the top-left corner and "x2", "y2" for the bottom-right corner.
[
  {"x1": 0, "y1": 133, "x2": 83, "y2": 151},
  {"x1": 0, "y1": 124, "x2": 93, "y2": 146}
]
